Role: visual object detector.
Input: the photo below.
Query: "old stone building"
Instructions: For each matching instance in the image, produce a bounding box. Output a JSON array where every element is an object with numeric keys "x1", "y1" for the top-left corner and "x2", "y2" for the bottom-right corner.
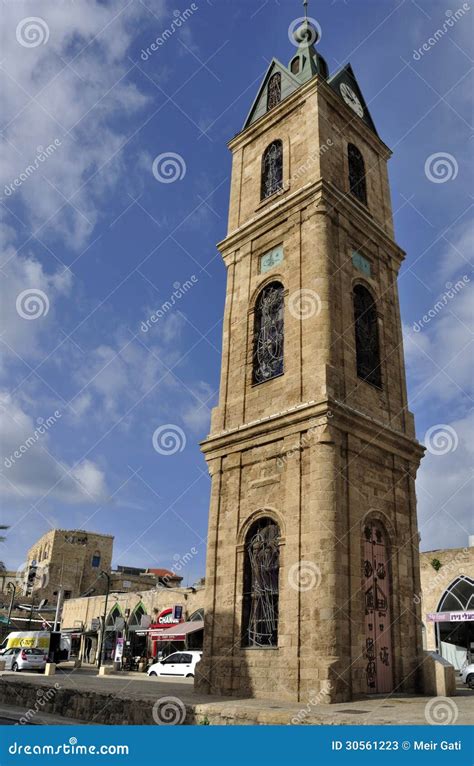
[
  {"x1": 24, "y1": 529, "x2": 114, "y2": 603},
  {"x1": 419, "y1": 539, "x2": 474, "y2": 667},
  {"x1": 196, "y1": 16, "x2": 424, "y2": 703},
  {"x1": 61, "y1": 586, "x2": 204, "y2": 664}
]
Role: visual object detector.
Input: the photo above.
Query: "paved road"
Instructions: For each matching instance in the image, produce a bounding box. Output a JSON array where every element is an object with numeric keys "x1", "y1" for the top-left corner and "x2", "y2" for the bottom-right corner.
[{"x1": 0, "y1": 668, "x2": 472, "y2": 725}]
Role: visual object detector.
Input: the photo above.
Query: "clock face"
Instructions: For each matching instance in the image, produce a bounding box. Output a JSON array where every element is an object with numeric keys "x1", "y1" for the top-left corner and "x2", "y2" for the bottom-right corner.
[{"x1": 339, "y1": 83, "x2": 364, "y2": 118}]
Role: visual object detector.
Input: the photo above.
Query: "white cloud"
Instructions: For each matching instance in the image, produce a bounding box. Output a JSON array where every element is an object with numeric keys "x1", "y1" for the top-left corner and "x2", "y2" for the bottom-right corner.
[
  {"x1": 0, "y1": 391, "x2": 109, "y2": 504},
  {"x1": 417, "y1": 410, "x2": 473, "y2": 551},
  {"x1": 0, "y1": 231, "x2": 72, "y2": 373},
  {"x1": 436, "y1": 219, "x2": 473, "y2": 283},
  {"x1": 0, "y1": 0, "x2": 162, "y2": 248},
  {"x1": 404, "y1": 283, "x2": 473, "y2": 412}
]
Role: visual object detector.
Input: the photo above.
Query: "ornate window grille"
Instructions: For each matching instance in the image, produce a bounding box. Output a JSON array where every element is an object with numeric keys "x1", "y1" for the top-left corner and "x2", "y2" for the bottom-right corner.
[
  {"x1": 348, "y1": 143, "x2": 367, "y2": 205},
  {"x1": 252, "y1": 282, "x2": 284, "y2": 384},
  {"x1": 267, "y1": 72, "x2": 282, "y2": 111},
  {"x1": 261, "y1": 140, "x2": 283, "y2": 199},
  {"x1": 353, "y1": 284, "x2": 382, "y2": 388},
  {"x1": 242, "y1": 518, "x2": 280, "y2": 647}
]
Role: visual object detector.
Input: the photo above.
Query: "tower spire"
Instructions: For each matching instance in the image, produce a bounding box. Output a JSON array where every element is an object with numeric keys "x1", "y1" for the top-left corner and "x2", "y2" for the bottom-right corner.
[{"x1": 303, "y1": 0, "x2": 309, "y2": 19}]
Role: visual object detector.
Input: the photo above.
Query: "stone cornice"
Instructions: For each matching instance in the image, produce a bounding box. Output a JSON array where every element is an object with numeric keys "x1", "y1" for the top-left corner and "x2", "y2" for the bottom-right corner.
[
  {"x1": 201, "y1": 397, "x2": 424, "y2": 464},
  {"x1": 217, "y1": 179, "x2": 405, "y2": 267}
]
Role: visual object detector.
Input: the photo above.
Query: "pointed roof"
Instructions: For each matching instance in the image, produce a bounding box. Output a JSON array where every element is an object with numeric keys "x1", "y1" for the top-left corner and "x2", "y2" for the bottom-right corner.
[
  {"x1": 327, "y1": 63, "x2": 379, "y2": 136},
  {"x1": 243, "y1": 59, "x2": 301, "y2": 129},
  {"x1": 242, "y1": 12, "x2": 379, "y2": 137}
]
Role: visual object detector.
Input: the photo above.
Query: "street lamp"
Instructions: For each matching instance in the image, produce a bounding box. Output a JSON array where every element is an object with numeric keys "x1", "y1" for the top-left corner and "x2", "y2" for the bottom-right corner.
[
  {"x1": 97, "y1": 570, "x2": 110, "y2": 669},
  {"x1": 6, "y1": 582, "x2": 16, "y2": 629}
]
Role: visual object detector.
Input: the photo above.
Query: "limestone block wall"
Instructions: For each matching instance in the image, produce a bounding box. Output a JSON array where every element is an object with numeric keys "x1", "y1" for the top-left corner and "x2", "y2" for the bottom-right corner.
[{"x1": 419, "y1": 546, "x2": 474, "y2": 650}]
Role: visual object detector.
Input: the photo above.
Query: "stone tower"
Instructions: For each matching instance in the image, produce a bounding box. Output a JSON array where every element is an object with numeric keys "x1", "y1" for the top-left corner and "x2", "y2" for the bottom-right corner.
[{"x1": 196, "y1": 14, "x2": 424, "y2": 703}]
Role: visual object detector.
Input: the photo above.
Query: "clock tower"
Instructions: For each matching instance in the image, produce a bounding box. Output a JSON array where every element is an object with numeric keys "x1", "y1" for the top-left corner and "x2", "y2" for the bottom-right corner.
[{"x1": 196, "y1": 12, "x2": 424, "y2": 703}]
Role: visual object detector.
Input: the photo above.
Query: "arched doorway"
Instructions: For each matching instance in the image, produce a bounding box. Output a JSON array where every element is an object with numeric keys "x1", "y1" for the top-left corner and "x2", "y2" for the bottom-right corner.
[
  {"x1": 104, "y1": 604, "x2": 123, "y2": 663},
  {"x1": 128, "y1": 603, "x2": 148, "y2": 660},
  {"x1": 362, "y1": 520, "x2": 393, "y2": 694},
  {"x1": 435, "y1": 576, "x2": 474, "y2": 669}
]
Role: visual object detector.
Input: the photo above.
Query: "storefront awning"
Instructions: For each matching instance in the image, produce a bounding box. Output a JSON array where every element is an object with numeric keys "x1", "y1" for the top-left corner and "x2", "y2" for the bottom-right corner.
[{"x1": 154, "y1": 620, "x2": 204, "y2": 642}]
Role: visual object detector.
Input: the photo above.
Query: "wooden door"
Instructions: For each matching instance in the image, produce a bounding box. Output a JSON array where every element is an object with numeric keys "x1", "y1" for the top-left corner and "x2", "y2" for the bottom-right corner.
[{"x1": 363, "y1": 521, "x2": 393, "y2": 694}]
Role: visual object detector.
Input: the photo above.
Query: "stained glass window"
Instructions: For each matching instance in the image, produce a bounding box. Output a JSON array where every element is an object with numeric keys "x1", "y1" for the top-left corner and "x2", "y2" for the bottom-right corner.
[
  {"x1": 267, "y1": 72, "x2": 281, "y2": 111},
  {"x1": 353, "y1": 284, "x2": 382, "y2": 388},
  {"x1": 261, "y1": 140, "x2": 283, "y2": 199},
  {"x1": 252, "y1": 282, "x2": 284, "y2": 384},
  {"x1": 348, "y1": 143, "x2": 367, "y2": 205},
  {"x1": 242, "y1": 518, "x2": 280, "y2": 647}
]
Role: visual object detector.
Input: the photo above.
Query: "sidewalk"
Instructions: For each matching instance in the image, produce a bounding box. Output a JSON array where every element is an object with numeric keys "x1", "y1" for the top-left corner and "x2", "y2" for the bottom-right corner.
[{"x1": 0, "y1": 669, "x2": 472, "y2": 725}]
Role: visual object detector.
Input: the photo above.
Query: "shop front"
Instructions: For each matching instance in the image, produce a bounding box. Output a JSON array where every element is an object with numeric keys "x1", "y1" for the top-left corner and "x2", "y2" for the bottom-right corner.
[{"x1": 427, "y1": 576, "x2": 474, "y2": 670}]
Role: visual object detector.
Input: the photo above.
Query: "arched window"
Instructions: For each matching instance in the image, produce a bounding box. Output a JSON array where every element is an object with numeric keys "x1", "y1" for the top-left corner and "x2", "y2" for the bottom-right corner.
[
  {"x1": 105, "y1": 604, "x2": 122, "y2": 630},
  {"x1": 129, "y1": 604, "x2": 146, "y2": 628},
  {"x1": 267, "y1": 72, "x2": 281, "y2": 111},
  {"x1": 353, "y1": 284, "x2": 382, "y2": 388},
  {"x1": 348, "y1": 143, "x2": 367, "y2": 205},
  {"x1": 252, "y1": 282, "x2": 284, "y2": 384},
  {"x1": 242, "y1": 518, "x2": 280, "y2": 647},
  {"x1": 91, "y1": 550, "x2": 101, "y2": 568},
  {"x1": 261, "y1": 140, "x2": 283, "y2": 199},
  {"x1": 437, "y1": 577, "x2": 474, "y2": 613},
  {"x1": 363, "y1": 519, "x2": 393, "y2": 694}
]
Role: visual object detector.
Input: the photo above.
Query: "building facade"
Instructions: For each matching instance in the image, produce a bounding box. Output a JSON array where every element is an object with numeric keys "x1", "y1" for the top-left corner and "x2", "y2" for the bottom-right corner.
[
  {"x1": 419, "y1": 540, "x2": 474, "y2": 669},
  {"x1": 24, "y1": 529, "x2": 114, "y2": 603},
  {"x1": 61, "y1": 587, "x2": 204, "y2": 665},
  {"x1": 196, "y1": 17, "x2": 424, "y2": 703}
]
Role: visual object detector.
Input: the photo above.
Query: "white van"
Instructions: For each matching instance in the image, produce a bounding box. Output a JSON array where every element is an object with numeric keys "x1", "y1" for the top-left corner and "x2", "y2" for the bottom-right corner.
[{"x1": 0, "y1": 631, "x2": 71, "y2": 663}]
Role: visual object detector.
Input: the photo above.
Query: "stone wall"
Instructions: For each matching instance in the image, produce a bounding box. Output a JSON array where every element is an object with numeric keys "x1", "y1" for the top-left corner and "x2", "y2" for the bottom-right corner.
[
  {"x1": 419, "y1": 546, "x2": 474, "y2": 650},
  {"x1": 26, "y1": 529, "x2": 113, "y2": 602}
]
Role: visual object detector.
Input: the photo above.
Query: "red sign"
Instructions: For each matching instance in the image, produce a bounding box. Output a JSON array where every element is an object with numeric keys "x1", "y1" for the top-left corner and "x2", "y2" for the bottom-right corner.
[{"x1": 155, "y1": 607, "x2": 183, "y2": 626}]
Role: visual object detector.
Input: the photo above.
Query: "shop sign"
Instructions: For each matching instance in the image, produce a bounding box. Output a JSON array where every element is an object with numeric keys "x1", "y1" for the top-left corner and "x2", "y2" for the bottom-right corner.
[
  {"x1": 114, "y1": 638, "x2": 125, "y2": 662},
  {"x1": 427, "y1": 611, "x2": 474, "y2": 623},
  {"x1": 156, "y1": 607, "x2": 183, "y2": 626}
]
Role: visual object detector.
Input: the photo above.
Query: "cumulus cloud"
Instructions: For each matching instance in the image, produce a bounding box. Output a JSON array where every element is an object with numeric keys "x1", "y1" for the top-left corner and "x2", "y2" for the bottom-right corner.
[
  {"x1": 417, "y1": 410, "x2": 473, "y2": 551},
  {"x1": 0, "y1": 391, "x2": 109, "y2": 504},
  {"x1": 0, "y1": 0, "x2": 161, "y2": 247},
  {"x1": 404, "y1": 283, "x2": 473, "y2": 412},
  {"x1": 0, "y1": 228, "x2": 72, "y2": 372}
]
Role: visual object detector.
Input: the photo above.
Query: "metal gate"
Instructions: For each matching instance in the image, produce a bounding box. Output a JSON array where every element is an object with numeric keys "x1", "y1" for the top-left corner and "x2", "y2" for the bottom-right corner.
[{"x1": 363, "y1": 521, "x2": 393, "y2": 694}]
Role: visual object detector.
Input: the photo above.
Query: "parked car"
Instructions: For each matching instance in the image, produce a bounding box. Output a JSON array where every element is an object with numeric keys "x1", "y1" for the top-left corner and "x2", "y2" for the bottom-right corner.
[
  {"x1": 1, "y1": 647, "x2": 47, "y2": 672},
  {"x1": 147, "y1": 651, "x2": 202, "y2": 679},
  {"x1": 460, "y1": 662, "x2": 474, "y2": 689}
]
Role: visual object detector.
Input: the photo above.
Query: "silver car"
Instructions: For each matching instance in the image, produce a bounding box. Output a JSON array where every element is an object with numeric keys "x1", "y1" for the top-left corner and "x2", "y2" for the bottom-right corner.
[{"x1": 2, "y1": 647, "x2": 47, "y2": 672}]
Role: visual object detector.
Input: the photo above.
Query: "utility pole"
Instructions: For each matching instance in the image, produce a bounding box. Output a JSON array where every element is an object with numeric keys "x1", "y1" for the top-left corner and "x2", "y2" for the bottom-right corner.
[
  {"x1": 6, "y1": 582, "x2": 16, "y2": 629},
  {"x1": 53, "y1": 586, "x2": 63, "y2": 632},
  {"x1": 97, "y1": 571, "x2": 110, "y2": 669}
]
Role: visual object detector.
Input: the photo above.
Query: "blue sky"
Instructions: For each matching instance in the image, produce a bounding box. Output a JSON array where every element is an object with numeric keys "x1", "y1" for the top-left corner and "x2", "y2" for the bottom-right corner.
[{"x1": 0, "y1": 0, "x2": 472, "y2": 583}]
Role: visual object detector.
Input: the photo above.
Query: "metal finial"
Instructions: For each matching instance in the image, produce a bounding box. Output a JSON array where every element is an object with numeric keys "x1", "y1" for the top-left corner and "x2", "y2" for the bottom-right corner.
[{"x1": 303, "y1": 0, "x2": 309, "y2": 18}]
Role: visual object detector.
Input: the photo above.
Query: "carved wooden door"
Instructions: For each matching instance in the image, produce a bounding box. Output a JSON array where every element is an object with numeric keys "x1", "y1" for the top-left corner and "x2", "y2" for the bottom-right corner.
[{"x1": 363, "y1": 521, "x2": 393, "y2": 693}]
